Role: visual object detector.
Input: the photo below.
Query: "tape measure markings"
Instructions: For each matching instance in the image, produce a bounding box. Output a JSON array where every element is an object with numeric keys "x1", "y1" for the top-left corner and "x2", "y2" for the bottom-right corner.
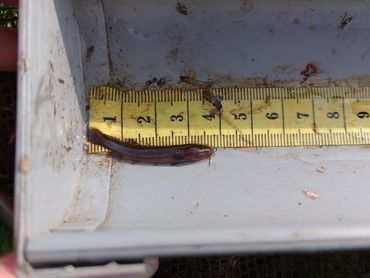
[{"x1": 88, "y1": 86, "x2": 370, "y2": 152}]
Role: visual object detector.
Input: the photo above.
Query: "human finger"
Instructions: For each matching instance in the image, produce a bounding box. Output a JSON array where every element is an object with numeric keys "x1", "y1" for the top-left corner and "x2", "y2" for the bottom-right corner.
[{"x1": 0, "y1": 253, "x2": 16, "y2": 278}]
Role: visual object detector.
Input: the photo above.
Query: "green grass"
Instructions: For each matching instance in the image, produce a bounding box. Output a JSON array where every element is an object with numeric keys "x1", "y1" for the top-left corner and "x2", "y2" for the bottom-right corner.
[
  {"x1": 0, "y1": 72, "x2": 15, "y2": 256},
  {"x1": 0, "y1": 72, "x2": 16, "y2": 256},
  {"x1": 0, "y1": 3, "x2": 18, "y2": 28},
  {"x1": 0, "y1": 221, "x2": 12, "y2": 255},
  {"x1": 0, "y1": 3, "x2": 17, "y2": 256}
]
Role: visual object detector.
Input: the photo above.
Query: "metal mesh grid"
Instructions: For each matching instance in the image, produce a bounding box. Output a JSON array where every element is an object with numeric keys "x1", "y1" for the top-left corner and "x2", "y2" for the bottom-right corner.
[{"x1": 154, "y1": 251, "x2": 370, "y2": 278}]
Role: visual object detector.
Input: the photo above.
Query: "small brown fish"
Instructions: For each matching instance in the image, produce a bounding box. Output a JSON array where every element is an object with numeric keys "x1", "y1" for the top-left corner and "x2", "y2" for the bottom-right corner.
[{"x1": 89, "y1": 128, "x2": 214, "y2": 165}]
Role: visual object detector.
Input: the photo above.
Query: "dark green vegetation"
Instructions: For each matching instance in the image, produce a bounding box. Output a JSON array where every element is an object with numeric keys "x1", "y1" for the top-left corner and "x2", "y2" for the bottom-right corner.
[
  {"x1": 0, "y1": 73, "x2": 15, "y2": 255},
  {"x1": 0, "y1": 3, "x2": 17, "y2": 255},
  {"x1": 0, "y1": 3, "x2": 18, "y2": 28}
]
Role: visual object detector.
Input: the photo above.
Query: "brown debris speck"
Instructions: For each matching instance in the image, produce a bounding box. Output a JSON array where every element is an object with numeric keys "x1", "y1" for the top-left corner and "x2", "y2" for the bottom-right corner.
[
  {"x1": 303, "y1": 189, "x2": 319, "y2": 200},
  {"x1": 157, "y1": 77, "x2": 167, "y2": 87},
  {"x1": 240, "y1": 0, "x2": 253, "y2": 12},
  {"x1": 58, "y1": 78, "x2": 65, "y2": 84},
  {"x1": 316, "y1": 166, "x2": 327, "y2": 174},
  {"x1": 145, "y1": 77, "x2": 157, "y2": 87},
  {"x1": 300, "y1": 63, "x2": 320, "y2": 84},
  {"x1": 145, "y1": 77, "x2": 166, "y2": 87},
  {"x1": 339, "y1": 12, "x2": 353, "y2": 30},
  {"x1": 18, "y1": 158, "x2": 30, "y2": 174},
  {"x1": 178, "y1": 70, "x2": 204, "y2": 86},
  {"x1": 179, "y1": 75, "x2": 195, "y2": 85},
  {"x1": 86, "y1": 45, "x2": 95, "y2": 61},
  {"x1": 106, "y1": 76, "x2": 127, "y2": 90},
  {"x1": 176, "y1": 2, "x2": 188, "y2": 16}
]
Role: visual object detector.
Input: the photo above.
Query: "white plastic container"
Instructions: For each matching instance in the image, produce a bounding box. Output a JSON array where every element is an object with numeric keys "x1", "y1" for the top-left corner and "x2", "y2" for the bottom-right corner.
[{"x1": 15, "y1": 0, "x2": 370, "y2": 277}]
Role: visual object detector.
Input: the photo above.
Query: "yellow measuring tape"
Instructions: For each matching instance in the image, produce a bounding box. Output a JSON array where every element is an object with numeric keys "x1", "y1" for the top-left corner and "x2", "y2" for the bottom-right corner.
[{"x1": 88, "y1": 86, "x2": 370, "y2": 152}]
